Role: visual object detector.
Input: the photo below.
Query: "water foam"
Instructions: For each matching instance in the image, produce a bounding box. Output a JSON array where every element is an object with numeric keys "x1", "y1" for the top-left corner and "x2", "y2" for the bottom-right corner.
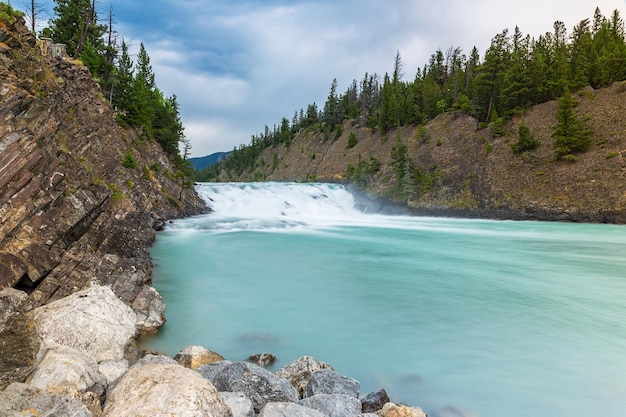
[{"x1": 188, "y1": 182, "x2": 369, "y2": 231}]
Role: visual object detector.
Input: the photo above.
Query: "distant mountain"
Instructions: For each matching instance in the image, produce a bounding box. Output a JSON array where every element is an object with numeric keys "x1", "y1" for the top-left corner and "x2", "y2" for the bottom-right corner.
[{"x1": 189, "y1": 152, "x2": 231, "y2": 170}]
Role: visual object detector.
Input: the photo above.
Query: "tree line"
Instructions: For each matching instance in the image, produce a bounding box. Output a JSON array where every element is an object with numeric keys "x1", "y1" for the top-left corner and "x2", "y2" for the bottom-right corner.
[
  {"x1": 22, "y1": 0, "x2": 191, "y2": 176},
  {"x1": 201, "y1": 7, "x2": 626, "y2": 181}
]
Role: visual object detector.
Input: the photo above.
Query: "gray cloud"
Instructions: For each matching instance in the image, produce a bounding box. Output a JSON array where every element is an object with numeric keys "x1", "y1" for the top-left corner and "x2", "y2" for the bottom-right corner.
[{"x1": 35, "y1": 0, "x2": 626, "y2": 156}]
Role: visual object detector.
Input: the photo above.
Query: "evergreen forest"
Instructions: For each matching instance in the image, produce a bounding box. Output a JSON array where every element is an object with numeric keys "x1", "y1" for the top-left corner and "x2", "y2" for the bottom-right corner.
[
  {"x1": 21, "y1": 0, "x2": 192, "y2": 178},
  {"x1": 197, "y1": 7, "x2": 626, "y2": 181}
]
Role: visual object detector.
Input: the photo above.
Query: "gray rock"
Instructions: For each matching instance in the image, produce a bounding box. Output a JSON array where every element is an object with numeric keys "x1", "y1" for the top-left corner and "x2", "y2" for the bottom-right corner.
[
  {"x1": 203, "y1": 361, "x2": 298, "y2": 412},
  {"x1": 299, "y1": 393, "x2": 362, "y2": 417},
  {"x1": 0, "y1": 289, "x2": 40, "y2": 390},
  {"x1": 197, "y1": 360, "x2": 234, "y2": 380},
  {"x1": 248, "y1": 352, "x2": 276, "y2": 367},
  {"x1": 103, "y1": 363, "x2": 232, "y2": 417},
  {"x1": 26, "y1": 344, "x2": 107, "y2": 399},
  {"x1": 258, "y1": 402, "x2": 325, "y2": 417},
  {"x1": 133, "y1": 285, "x2": 166, "y2": 335},
  {"x1": 303, "y1": 369, "x2": 360, "y2": 399},
  {"x1": 174, "y1": 345, "x2": 225, "y2": 370},
  {"x1": 275, "y1": 356, "x2": 334, "y2": 397},
  {"x1": 219, "y1": 391, "x2": 255, "y2": 417},
  {"x1": 34, "y1": 285, "x2": 137, "y2": 364},
  {"x1": 98, "y1": 359, "x2": 129, "y2": 385},
  {"x1": 0, "y1": 382, "x2": 92, "y2": 417},
  {"x1": 361, "y1": 389, "x2": 390, "y2": 413},
  {"x1": 134, "y1": 353, "x2": 178, "y2": 367}
]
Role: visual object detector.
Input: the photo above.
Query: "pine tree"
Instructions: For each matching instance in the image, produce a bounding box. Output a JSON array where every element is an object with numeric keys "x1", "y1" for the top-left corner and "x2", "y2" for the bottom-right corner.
[
  {"x1": 112, "y1": 40, "x2": 133, "y2": 113},
  {"x1": 476, "y1": 29, "x2": 511, "y2": 122},
  {"x1": 512, "y1": 123, "x2": 540, "y2": 153},
  {"x1": 552, "y1": 88, "x2": 592, "y2": 159},
  {"x1": 126, "y1": 43, "x2": 156, "y2": 133},
  {"x1": 43, "y1": 0, "x2": 106, "y2": 58},
  {"x1": 323, "y1": 78, "x2": 340, "y2": 126}
]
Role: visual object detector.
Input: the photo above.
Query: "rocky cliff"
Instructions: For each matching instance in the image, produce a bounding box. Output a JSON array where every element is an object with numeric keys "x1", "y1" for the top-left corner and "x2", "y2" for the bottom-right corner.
[
  {"x1": 226, "y1": 83, "x2": 626, "y2": 223},
  {"x1": 0, "y1": 14, "x2": 206, "y2": 305},
  {"x1": 0, "y1": 7, "x2": 205, "y2": 338}
]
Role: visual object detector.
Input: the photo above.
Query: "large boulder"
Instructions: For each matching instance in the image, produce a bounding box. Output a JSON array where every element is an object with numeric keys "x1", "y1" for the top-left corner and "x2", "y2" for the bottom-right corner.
[
  {"x1": 133, "y1": 285, "x2": 166, "y2": 334},
  {"x1": 219, "y1": 392, "x2": 255, "y2": 417},
  {"x1": 202, "y1": 361, "x2": 298, "y2": 413},
  {"x1": 26, "y1": 344, "x2": 107, "y2": 399},
  {"x1": 0, "y1": 289, "x2": 40, "y2": 390},
  {"x1": 275, "y1": 356, "x2": 334, "y2": 397},
  {"x1": 103, "y1": 363, "x2": 232, "y2": 417},
  {"x1": 303, "y1": 369, "x2": 360, "y2": 399},
  {"x1": 33, "y1": 285, "x2": 137, "y2": 363},
  {"x1": 258, "y1": 402, "x2": 325, "y2": 417},
  {"x1": 299, "y1": 393, "x2": 363, "y2": 417},
  {"x1": 0, "y1": 382, "x2": 93, "y2": 417},
  {"x1": 174, "y1": 345, "x2": 225, "y2": 370}
]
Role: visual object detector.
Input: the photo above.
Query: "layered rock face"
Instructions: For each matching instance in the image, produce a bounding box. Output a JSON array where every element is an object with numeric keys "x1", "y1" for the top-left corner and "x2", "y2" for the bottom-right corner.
[
  {"x1": 0, "y1": 17, "x2": 205, "y2": 306},
  {"x1": 0, "y1": 13, "x2": 205, "y2": 391}
]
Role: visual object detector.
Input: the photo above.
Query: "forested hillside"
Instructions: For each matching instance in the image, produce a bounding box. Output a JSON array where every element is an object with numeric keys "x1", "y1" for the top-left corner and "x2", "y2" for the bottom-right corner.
[
  {"x1": 32, "y1": 0, "x2": 193, "y2": 178},
  {"x1": 199, "y1": 7, "x2": 626, "y2": 222}
]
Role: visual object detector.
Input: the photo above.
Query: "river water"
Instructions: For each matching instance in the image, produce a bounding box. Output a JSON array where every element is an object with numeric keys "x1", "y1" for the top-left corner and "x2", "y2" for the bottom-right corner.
[{"x1": 146, "y1": 182, "x2": 626, "y2": 417}]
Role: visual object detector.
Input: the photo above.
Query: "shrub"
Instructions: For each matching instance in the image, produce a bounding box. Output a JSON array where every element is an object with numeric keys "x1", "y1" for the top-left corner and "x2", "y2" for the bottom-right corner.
[
  {"x1": 512, "y1": 123, "x2": 540, "y2": 154},
  {"x1": 0, "y1": 3, "x2": 24, "y2": 23},
  {"x1": 347, "y1": 132, "x2": 357, "y2": 149},
  {"x1": 333, "y1": 124, "x2": 343, "y2": 141},
  {"x1": 121, "y1": 150, "x2": 137, "y2": 169}
]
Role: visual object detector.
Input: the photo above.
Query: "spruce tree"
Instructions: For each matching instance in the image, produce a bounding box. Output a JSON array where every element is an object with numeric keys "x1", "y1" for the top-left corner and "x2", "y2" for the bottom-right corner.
[
  {"x1": 112, "y1": 40, "x2": 134, "y2": 115},
  {"x1": 43, "y1": 0, "x2": 106, "y2": 58},
  {"x1": 552, "y1": 88, "x2": 592, "y2": 159},
  {"x1": 512, "y1": 123, "x2": 540, "y2": 153}
]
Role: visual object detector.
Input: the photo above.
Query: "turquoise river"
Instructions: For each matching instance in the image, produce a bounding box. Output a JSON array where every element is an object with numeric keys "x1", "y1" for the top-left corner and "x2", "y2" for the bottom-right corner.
[{"x1": 146, "y1": 182, "x2": 626, "y2": 417}]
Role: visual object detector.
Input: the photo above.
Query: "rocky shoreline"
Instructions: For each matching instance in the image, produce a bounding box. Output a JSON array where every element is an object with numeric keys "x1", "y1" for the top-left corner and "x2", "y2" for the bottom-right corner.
[{"x1": 0, "y1": 284, "x2": 427, "y2": 417}]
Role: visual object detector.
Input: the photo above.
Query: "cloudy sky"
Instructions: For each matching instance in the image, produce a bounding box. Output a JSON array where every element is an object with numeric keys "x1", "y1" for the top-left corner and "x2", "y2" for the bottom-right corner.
[{"x1": 35, "y1": 0, "x2": 626, "y2": 156}]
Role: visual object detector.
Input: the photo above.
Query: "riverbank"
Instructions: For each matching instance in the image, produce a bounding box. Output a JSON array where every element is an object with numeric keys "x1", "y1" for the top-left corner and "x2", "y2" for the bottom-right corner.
[{"x1": 0, "y1": 284, "x2": 427, "y2": 416}]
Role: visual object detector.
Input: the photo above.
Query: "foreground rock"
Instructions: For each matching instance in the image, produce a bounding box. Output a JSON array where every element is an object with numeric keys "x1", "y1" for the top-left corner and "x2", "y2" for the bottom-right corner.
[
  {"x1": 26, "y1": 345, "x2": 107, "y2": 400},
  {"x1": 377, "y1": 402, "x2": 428, "y2": 417},
  {"x1": 258, "y1": 402, "x2": 325, "y2": 417},
  {"x1": 219, "y1": 391, "x2": 255, "y2": 417},
  {"x1": 103, "y1": 363, "x2": 232, "y2": 417},
  {"x1": 361, "y1": 389, "x2": 391, "y2": 413},
  {"x1": 201, "y1": 361, "x2": 299, "y2": 412},
  {"x1": 132, "y1": 285, "x2": 166, "y2": 335},
  {"x1": 174, "y1": 345, "x2": 225, "y2": 370},
  {"x1": 275, "y1": 356, "x2": 334, "y2": 397},
  {"x1": 304, "y1": 369, "x2": 361, "y2": 398},
  {"x1": 33, "y1": 285, "x2": 137, "y2": 387},
  {"x1": 299, "y1": 393, "x2": 362, "y2": 417},
  {"x1": 34, "y1": 285, "x2": 136, "y2": 356},
  {"x1": 0, "y1": 383, "x2": 93, "y2": 417},
  {"x1": 0, "y1": 289, "x2": 39, "y2": 390}
]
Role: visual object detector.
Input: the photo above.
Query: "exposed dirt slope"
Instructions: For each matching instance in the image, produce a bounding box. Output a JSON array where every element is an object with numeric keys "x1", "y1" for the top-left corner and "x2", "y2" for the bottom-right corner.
[{"x1": 228, "y1": 83, "x2": 626, "y2": 223}]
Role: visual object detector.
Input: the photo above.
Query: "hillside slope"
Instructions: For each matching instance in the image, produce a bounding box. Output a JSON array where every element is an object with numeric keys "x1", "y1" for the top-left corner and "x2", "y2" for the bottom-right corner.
[
  {"x1": 0, "y1": 15, "x2": 206, "y2": 306},
  {"x1": 225, "y1": 83, "x2": 626, "y2": 223}
]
